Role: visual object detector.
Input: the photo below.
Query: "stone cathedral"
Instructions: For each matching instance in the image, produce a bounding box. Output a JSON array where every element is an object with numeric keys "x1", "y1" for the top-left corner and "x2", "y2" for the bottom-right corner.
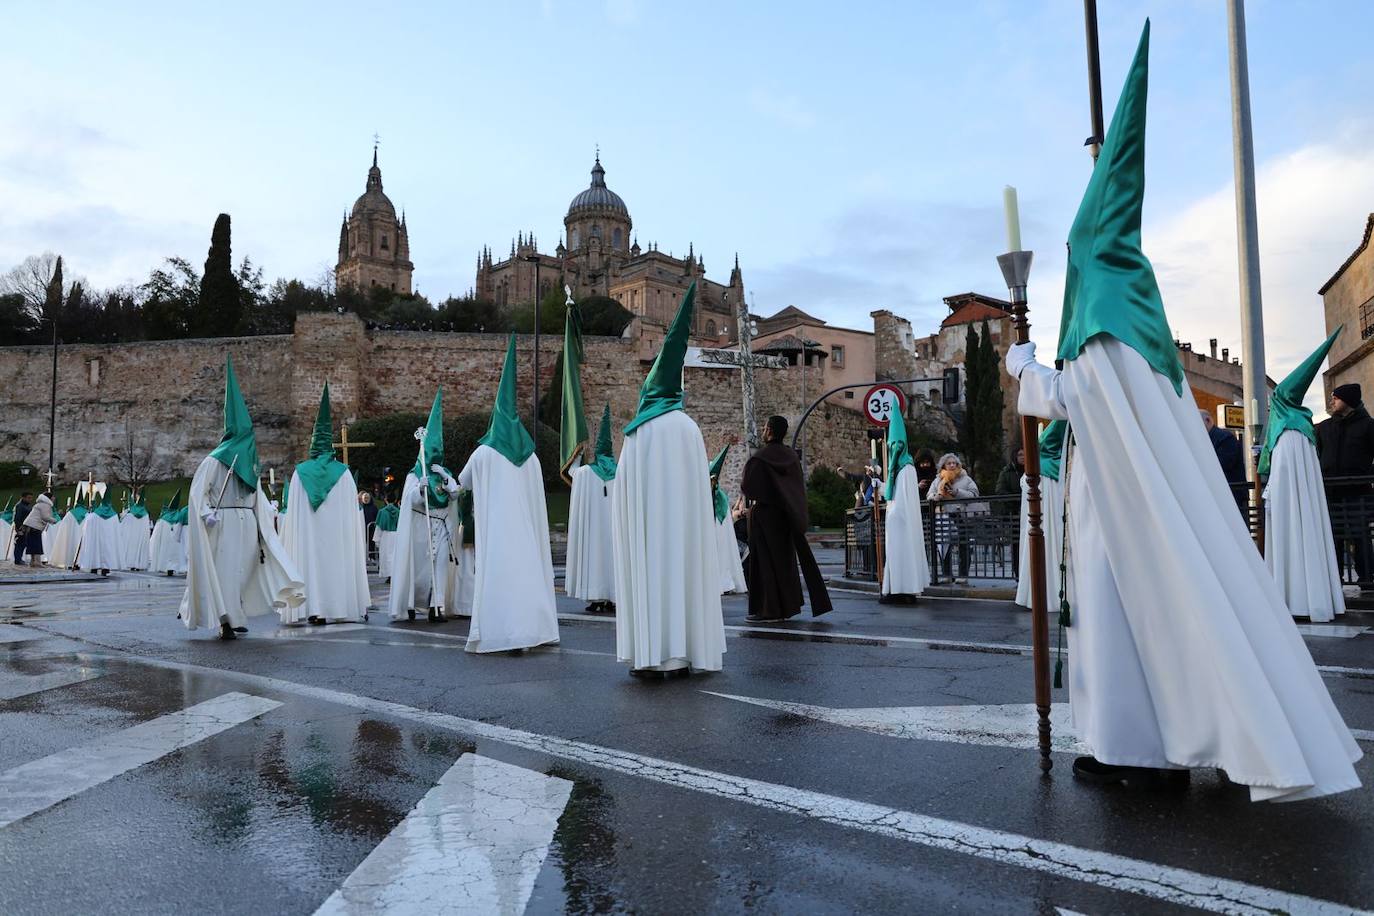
[{"x1": 335, "y1": 149, "x2": 414, "y2": 295}]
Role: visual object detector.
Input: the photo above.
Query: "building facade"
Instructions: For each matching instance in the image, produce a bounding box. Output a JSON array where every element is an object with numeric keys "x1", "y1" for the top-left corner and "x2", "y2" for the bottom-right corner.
[
  {"x1": 335, "y1": 149, "x2": 414, "y2": 295},
  {"x1": 1321, "y1": 213, "x2": 1374, "y2": 404},
  {"x1": 475, "y1": 157, "x2": 744, "y2": 342},
  {"x1": 751, "y1": 305, "x2": 875, "y2": 411}
]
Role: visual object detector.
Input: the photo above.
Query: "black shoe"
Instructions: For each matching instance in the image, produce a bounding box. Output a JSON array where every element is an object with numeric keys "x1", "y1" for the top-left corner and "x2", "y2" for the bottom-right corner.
[
  {"x1": 219, "y1": 622, "x2": 237, "y2": 641},
  {"x1": 233, "y1": 626, "x2": 248, "y2": 634},
  {"x1": 1073, "y1": 756, "x2": 1190, "y2": 791},
  {"x1": 629, "y1": 668, "x2": 665, "y2": 679},
  {"x1": 308, "y1": 616, "x2": 325, "y2": 626},
  {"x1": 506, "y1": 648, "x2": 526, "y2": 657},
  {"x1": 427, "y1": 607, "x2": 440, "y2": 623}
]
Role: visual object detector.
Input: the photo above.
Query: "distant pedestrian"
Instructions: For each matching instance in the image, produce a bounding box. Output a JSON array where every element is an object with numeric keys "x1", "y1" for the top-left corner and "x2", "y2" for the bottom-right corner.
[
  {"x1": 927, "y1": 453, "x2": 979, "y2": 583},
  {"x1": 914, "y1": 449, "x2": 938, "y2": 496},
  {"x1": 1201, "y1": 410, "x2": 1247, "y2": 515},
  {"x1": 21, "y1": 492, "x2": 57, "y2": 568},
  {"x1": 1315, "y1": 382, "x2": 1374, "y2": 583},
  {"x1": 12, "y1": 492, "x2": 33, "y2": 564},
  {"x1": 994, "y1": 446, "x2": 1025, "y2": 499}
]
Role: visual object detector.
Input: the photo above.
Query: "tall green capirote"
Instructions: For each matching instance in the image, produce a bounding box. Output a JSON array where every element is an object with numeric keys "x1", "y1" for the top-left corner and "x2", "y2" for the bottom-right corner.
[
  {"x1": 589, "y1": 404, "x2": 617, "y2": 483},
  {"x1": 412, "y1": 389, "x2": 451, "y2": 507},
  {"x1": 1039, "y1": 421, "x2": 1069, "y2": 482},
  {"x1": 1258, "y1": 326, "x2": 1343, "y2": 476},
  {"x1": 479, "y1": 334, "x2": 536, "y2": 466},
  {"x1": 559, "y1": 298, "x2": 590, "y2": 479},
  {"x1": 624, "y1": 282, "x2": 696, "y2": 435},
  {"x1": 295, "y1": 382, "x2": 350, "y2": 511},
  {"x1": 1056, "y1": 20, "x2": 1184, "y2": 396},
  {"x1": 884, "y1": 409, "x2": 915, "y2": 501},
  {"x1": 708, "y1": 443, "x2": 730, "y2": 523},
  {"x1": 91, "y1": 489, "x2": 117, "y2": 519},
  {"x1": 208, "y1": 355, "x2": 261, "y2": 489}
]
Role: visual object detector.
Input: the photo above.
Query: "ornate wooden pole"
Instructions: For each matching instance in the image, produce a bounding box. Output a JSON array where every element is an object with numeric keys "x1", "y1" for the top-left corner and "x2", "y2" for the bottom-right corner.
[{"x1": 998, "y1": 235, "x2": 1052, "y2": 773}]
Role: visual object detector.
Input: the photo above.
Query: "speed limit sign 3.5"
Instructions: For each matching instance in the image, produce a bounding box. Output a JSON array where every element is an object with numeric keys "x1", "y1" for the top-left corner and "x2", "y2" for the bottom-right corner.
[{"x1": 863, "y1": 384, "x2": 906, "y2": 426}]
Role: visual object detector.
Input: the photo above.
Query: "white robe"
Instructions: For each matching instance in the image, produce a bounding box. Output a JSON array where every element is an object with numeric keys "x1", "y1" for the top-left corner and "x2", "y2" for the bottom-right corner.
[
  {"x1": 457, "y1": 446, "x2": 559, "y2": 653},
  {"x1": 149, "y1": 518, "x2": 187, "y2": 575},
  {"x1": 881, "y1": 464, "x2": 930, "y2": 596},
  {"x1": 372, "y1": 525, "x2": 396, "y2": 579},
  {"x1": 452, "y1": 538, "x2": 476, "y2": 617},
  {"x1": 715, "y1": 513, "x2": 748, "y2": 595},
  {"x1": 565, "y1": 464, "x2": 617, "y2": 603},
  {"x1": 1264, "y1": 431, "x2": 1346, "y2": 622},
  {"x1": 79, "y1": 512, "x2": 122, "y2": 572},
  {"x1": 1017, "y1": 337, "x2": 1361, "y2": 801},
  {"x1": 180, "y1": 456, "x2": 305, "y2": 631},
  {"x1": 281, "y1": 471, "x2": 371, "y2": 624},
  {"x1": 386, "y1": 473, "x2": 460, "y2": 620},
  {"x1": 0, "y1": 517, "x2": 11, "y2": 559},
  {"x1": 612, "y1": 410, "x2": 725, "y2": 672},
  {"x1": 119, "y1": 512, "x2": 151, "y2": 570},
  {"x1": 1014, "y1": 474, "x2": 1065, "y2": 609},
  {"x1": 48, "y1": 512, "x2": 82, "y2": 569}
]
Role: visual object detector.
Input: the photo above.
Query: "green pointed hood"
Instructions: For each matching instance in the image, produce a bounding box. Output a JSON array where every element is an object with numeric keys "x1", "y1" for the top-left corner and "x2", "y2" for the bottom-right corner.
[
  {"x1": 161, "y1": 488, "x2": 182, "y2": 520},
  {"x1": 883, "y1": 409, "x2": 915, "y2": 500},
  {"x1": 70, "y1": 505, "x2": 88, "y2": 523},
  {"x1": 589, "y1": 404, "x2": 617, "y2": 482},
  {"x1": 1, "y1": 498, "x2": 12, "y2": 524},
  {"x1": 559, "y1": 299, "x2": 590, "y2": 478},
  {"x1": 1259, "y1": 327, "x2": 1342, "y2": 475},
  {"x1": 375, "y1": 502, "x2": 399, "y2": 532},
  {"x1": 294, "y1": 383, "x2": 350, "y2": 511},
  {"x1": 625, "y1": 282, "x2": 696, "y2": 436},
  {"x1": 709, "y1": 443, "x2": 730, "y2": 523},
  {"x1": 127, "y1": 490, "x2": 148, "y2": 518},
  {"x1": 456, "y1": 489, "x2": 475, "y2": 545},
  {"x1": 1038, "y1": 420, "x2": 1070, "y2": 482},
  {"x1": 1056, "y1": 21, "x2": 1184, "y2": 395},
  {"x1": 91, "y1": 490, "x2": 117, "y2": 519},
  {"x1": 412, "y1": 388, "x2": 451, "y2": 507},
  {"x1": 478, "y1": 334, "x2": 536, "y2": 466},
  {"x1": 208, "y1": 355, "x2": 262, "y2": 489}
]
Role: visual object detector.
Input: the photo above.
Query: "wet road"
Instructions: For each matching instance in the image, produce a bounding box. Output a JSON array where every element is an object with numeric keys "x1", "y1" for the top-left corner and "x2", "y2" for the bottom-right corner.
[{"x1": 2, "y1": 571, "x2": 1372, "y2": 915}]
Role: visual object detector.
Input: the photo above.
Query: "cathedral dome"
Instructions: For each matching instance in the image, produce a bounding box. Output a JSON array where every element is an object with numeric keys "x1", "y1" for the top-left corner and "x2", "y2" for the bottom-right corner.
[
  {"x1": 566, "y1": 158, "x2": 629, "y2": 220},
  {"x1": 351, "y1": 150, "x2": 398, "y2": 221}
]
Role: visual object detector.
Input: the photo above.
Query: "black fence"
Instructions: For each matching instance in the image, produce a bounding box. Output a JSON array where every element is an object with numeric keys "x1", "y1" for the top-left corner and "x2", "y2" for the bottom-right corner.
[{"x1": 845, "y1": 475, "x2": 1374, "y2": 592}]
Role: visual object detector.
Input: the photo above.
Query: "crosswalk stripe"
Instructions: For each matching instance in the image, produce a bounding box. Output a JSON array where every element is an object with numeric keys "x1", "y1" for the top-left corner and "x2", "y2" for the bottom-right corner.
[
  {"x1": 108, "y1": 656, "x2": 1369, "y2": 915},
  {"x1": 0, "y1": 691, "x2": 280, "y2": 829},
  {"x1": 0, "y1": 665, "x2": 104, "y2": 701},
  {"x1": 314, "y1": 754, "x2": 571, "y2": 916}
]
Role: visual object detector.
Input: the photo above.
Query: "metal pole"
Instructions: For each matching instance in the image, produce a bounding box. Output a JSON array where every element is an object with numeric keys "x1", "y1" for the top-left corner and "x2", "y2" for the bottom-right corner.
[
  {"x1": 1227, "y1": 0, "x2": 1268, "y2": 506},
  {"x1": 48, "y1": 316, "x2": 58, "y2": 477},
  {"x1": 1082, "y1": 0, "x2": 1106, "y2": 161},
  {"x1": 998, "y1": 249, "x2": 1052, "y2": 773}
]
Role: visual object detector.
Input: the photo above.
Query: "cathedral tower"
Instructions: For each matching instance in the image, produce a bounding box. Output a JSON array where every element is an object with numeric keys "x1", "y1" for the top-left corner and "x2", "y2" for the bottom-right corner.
[{"x1": 336, "y1": 148, "x2": 414, "y2": 294}]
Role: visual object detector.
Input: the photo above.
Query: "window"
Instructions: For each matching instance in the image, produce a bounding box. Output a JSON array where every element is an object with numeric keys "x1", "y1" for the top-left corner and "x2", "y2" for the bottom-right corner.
[
  {"x1": 380, "y1": 234, "x2": 389, "y2": 251},
  {"x1": 705, "y1": 320, "x2": 717, "y2": 336},
  {"x1": 571, "y1": 228, "x2": 580, "y2": 248},
  {"x1": 1362, "y1": 294, "x2": 1374, "y2": 340},
  {"x1": 88, "y1": 358, "x2": 100, "y2": 386},
  {"x1": 844, "y1": 390, "x2": 855, "y2": 399},
  {"x1": 831, "y1": 345, "x2": 845, "y2": 368},
  {"x1": 613, "y1": 227, "x2": 623, "y2": 249}
]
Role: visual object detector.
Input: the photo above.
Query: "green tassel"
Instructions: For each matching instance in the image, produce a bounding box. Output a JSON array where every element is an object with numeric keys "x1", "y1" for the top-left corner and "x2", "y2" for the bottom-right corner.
[
  {"x1": 1053, "y1": 658, "x2": 1064, "y2": 689},
  {"x1": 1059, "y1": 598, "x2": 1072, "y2": 628}
]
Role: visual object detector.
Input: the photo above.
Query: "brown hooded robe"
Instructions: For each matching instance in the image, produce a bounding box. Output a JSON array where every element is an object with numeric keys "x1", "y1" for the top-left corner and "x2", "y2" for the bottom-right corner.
[{"x1": 741, "y1": 443, "x2": 833, "y2": 620}]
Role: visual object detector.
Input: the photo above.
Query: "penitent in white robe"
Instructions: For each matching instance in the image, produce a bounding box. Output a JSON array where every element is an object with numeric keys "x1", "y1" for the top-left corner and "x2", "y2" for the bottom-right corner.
[
  {"x1": 715, "y1": 510, "x2": 747, "y2": 595},
  {"x1": 180, "y1": 456, "x2": 305, "y2": 632},
  {"x1": 373, "y1": 525, "x2": 395, "y2": 579},
  {"x1": 612, "y1": 410, "x2": 725, "y2": 672},
  {"x1": 1017, "y1": 337, "x2": 1361, "y2": 801},
  {"x1": 457, "y1": 446, "x2": 559, "y2": 653},
  {"x1": 0, "y1": 517, "x2": 11, "y2": 559},
  {"x1": 452, "y1": 537, "x2": 476, "y2": 617},
  {"x1": 881, "y1": 464, "x2": 930, "y2": 596},
  {"x1": 386, "y1": 473, "x2": 460, "y2": 620},
  {"x1": 48, "y1": 513, "x2": 82, "y2": 569},
  {"x1": 281, "y1": 471, "x2": 370, "y2": 624},
  {"x1": 565, "y1": 464, "x2": 617, "y2": 603},
  {"x1": 119, "y1": 513, "x2": 151, "y2": 570},
  {"x1": 149, "y1": 518, "x2": 187, "y2": 575},
  {"x1": 1014, "y1": 474, "x2": 1065, "y2": 609},
  {"x1": 1264, "y1": 430, "x2": 1345, "y2": 623},
  {"x1": 79, "y1": 513, "x2": 122, "y2": 572}
]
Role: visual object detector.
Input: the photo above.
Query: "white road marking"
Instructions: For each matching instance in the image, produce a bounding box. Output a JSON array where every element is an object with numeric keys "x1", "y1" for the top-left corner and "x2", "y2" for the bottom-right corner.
[
  {"x1": 704, "y1": 693, "x2": 1088, "y2": 753},
  {"x1": 93, "y1": 654, "x2": 1369, "y2": 915},
  {"x1": 261, "y1": 623, "x2": 370, "y2": 638},
  {"x1": 252, "y1": 625, "x2": 614, "y2": 658},
  {"x1": 0, "y1": 691, "x2": 280, "y2": 828},
  {"x1": 314, "y1": 754, "x2": 571, "y2": 915},
  {"x1": 0, "y1": 665, "x2": 105, "y2": 701},
  {"x1": 1353, "y1": 728, "x2": 1374, "y2": 743},
  {"x1": 1293, "y1": 624, "x2": 1372, "y2": 638}
]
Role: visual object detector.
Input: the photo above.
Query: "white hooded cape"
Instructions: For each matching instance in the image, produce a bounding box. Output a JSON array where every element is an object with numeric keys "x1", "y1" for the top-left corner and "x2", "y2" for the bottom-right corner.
[
  {"x1": 119, "y1": 512, "x2": 151, "y2": 570},
  {"x1": 386, "y1": 472, "x2": 460, "y2": 620},
  {"x1": 149, "y1": 518, "x2": 187, "y2": 575},
  {"x1": 48, "y1": 512, "x2": 82, "y2": 568},
  {"x1": 565, "y1": 464, "x2": 617, "y2": 603},
  {"x1": 79, "y1": 513, "x2": 122, "y2": 572},
  {"x1": 1263, "y1": 431, "x2": 1345, "y2": 622},
  {"x1": 281, "y1": 470, "x2": 370, "y2": 624},
  {"x1": 180, "y1": 455, "x2": 305, "y2": 631},
  {"x1": 0, "y1": 517, "x2": 12, "y2": 559},
  {"x1": 457, "y1": 445, "x2": 559, "y2": 652},
  {"x1": 1015, "y1": 474, "x2": 1065, "y2": 609},
  {"x1": 715, "y1": 509, "x2": 747, "y2": 595},
  {"x1": 373, "y1": 524, "x2": 395, "y2": 579},
  {"x1": 1016, "y1": 337, "x2": 1361, "y2": 801},
  {"x1": 612, "y1": 410, "x2": 725, "y2": 672},
  {"x1": 881, "y1": 464, "x2": 930, "y2": 596}
]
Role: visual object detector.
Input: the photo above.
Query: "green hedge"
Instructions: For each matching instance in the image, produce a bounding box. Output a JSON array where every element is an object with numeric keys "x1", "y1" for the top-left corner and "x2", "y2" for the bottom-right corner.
[{"x1": 807, "y1": 466, "x2": 854, "y2": 529}]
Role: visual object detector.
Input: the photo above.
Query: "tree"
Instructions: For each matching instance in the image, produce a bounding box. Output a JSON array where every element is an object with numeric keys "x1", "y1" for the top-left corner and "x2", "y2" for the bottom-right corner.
[
  {"x1": 578, "y1": 295, "x2": 634, "y2": 337},
  {"x1": 976, "y1": 318, "x2": 1005, "y2": 481},
  {"x1": 959, "y1": 320, "x2": 1005, "y2": 491},
  {"x1": 0, "y1": 292, "x2": 32, "y2": 342},
  {"x1": 960, "y1": 322, "x2": 983, "y2": 476},
  {"x1": 141, "y1": 257, "x2": 200, "y2": 340},
  {"x1": 509, "y1": 285, "x2": 566, "y2": 335},
  {"x1": 807, "y1": 466, "x2": 854, "y2": 528},
  {"x1": 194, "y1": 213, "x2": 241, "y2": 336},
  {"x1": 106, "y1": 422, "x2": 168, "y2": 490},
  {"x1": 438, "y1": 295, "x2": 505, "y2": 332},
  {"x1": 0, "y1": 252, "x2": 63, "y2": 326}
]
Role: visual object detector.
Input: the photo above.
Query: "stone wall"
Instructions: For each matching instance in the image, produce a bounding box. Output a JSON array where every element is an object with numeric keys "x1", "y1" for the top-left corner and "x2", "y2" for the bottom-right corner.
[{"x1": 0, "y1": 312, "x2": 883, "y2": 498}]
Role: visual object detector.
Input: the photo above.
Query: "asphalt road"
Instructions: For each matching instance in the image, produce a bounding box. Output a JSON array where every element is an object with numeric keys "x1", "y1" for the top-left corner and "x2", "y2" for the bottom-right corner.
[{"x1": 1, "y1": 569, "x2": 1372, "y2": 915}]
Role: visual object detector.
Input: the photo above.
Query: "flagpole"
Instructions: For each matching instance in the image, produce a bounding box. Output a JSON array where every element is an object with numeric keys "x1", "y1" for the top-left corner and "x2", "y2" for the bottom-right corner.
[{"x1": 998, "y1": 187, "x2": 1052, "y2": 772}]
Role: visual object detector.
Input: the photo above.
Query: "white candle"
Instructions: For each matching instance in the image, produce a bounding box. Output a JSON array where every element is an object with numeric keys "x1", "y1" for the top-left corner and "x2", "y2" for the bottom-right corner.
[
  {"x1": 1003, "y1": 185, "x2": 1022, "y2": 252},
  {"x1": 269, "y1": 468, "x2": 275, "y2": 487}
]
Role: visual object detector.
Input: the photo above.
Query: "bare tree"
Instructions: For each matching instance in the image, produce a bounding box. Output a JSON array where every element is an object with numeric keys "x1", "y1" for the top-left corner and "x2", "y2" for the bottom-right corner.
[
  {"x1": 106, "y1": 423, "x2": 167, "y2": 493},
  {"x1": 0, "y1": 252, "x2": 86, "y2": 325}
]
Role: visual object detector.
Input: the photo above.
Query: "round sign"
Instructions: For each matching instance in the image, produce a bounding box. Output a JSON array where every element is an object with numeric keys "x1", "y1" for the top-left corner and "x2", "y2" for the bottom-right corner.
[{"x1": 863, "y1": 384, "x2": 906, "y2": 427}]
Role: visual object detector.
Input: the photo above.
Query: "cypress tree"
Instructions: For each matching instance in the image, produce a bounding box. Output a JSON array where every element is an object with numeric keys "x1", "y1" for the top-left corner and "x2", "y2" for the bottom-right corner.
[
  {"x1": 195, "y1": 213, "x2": 241, "y2": 337},
  {"x1": 977, "y1": 318, "x2": 1005, "y2": 483},
  {"x1": 44, "y1": 256, "x2": 63, "y2": 326},
  {"x1": 960, "y1": 322, "x2": 982, "y2": 475}
]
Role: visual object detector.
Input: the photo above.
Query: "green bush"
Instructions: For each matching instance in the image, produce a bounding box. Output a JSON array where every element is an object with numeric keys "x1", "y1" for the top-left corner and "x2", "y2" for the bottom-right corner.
[{"x1": 806, "y1": 466, "x2": 854, "y2": 529}]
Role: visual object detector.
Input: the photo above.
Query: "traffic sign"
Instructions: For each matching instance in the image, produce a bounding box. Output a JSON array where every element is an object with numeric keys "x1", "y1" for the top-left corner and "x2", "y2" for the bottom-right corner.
[{"x1": 863, "y1": 384, "x2": 906, "y2": 426}]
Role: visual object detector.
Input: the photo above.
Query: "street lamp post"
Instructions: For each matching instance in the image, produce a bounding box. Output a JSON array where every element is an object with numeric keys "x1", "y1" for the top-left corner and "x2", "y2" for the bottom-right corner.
[
  {"x1": 48, "y1": 315, "x2": 58, "y2": 484},
  {"x1": 800, "y1": 338, "x2": 822, "y2": 466}
]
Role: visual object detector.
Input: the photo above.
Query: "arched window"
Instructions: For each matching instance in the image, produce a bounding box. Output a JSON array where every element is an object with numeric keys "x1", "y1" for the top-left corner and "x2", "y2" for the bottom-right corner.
[
  {"x1": 571, "y1": 228, "x2": 580, "y2": 248},
  {"x1": 612, "y1": 227, "x2": 623, "y2": 249},
  {"x1": 380, "y1": 234, "x2": 389, "y2": 251},
  {"x1": 705, "y1": 320, "x2": 717, "y2": 337}
]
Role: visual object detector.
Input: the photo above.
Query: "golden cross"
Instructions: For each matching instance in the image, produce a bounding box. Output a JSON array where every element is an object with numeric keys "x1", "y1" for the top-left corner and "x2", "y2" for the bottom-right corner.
[{"x1": 333, "y1": 424, "x2": 376, "y2": 466}]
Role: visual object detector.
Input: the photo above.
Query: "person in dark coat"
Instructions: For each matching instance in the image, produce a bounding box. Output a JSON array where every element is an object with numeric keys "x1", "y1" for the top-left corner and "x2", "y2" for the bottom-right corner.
[
  {"x1": 741, "y1": 416, "x2": 833, "y2": 622},
  {"x1": 1315, "y1": 383, "x2": 1374, "y2": 582},
  {"x1": 12, "y1": 493, "x2": 32, "y2": 564},
  {"x1": 1201, "y1": 410, "x2": 1247, "y2": 515},
  {"x1": 914, "y1": 449, "x2": 938, "y2": 496}
]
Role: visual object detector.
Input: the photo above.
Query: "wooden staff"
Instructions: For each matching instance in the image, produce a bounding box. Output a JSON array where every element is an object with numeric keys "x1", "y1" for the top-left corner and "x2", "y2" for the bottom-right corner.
[{"x1": 998, "y1": 188, "x2": 1052, "y2": 772}]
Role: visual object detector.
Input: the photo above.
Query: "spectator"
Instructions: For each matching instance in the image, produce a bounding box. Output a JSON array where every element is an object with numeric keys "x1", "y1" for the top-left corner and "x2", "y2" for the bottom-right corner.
[
  {"x1": 835, "y1": 463, "x2": 882, "y2": 506},
  {"x1": 1201, "y1": 410, "x2": 1247, "y2": 515},
  {"x1": 995, "y1": 446, "x2": 1026, "y2": 498},
  {"x1": 21, "y1": 492, "x2": 58, "y2": 568},
  {"x1": 12, "y1": 492, "x2": 33, "y2": 564},
  {"x1": 914, "y1": 448, "x2": 938, "y2": 495},
  {"x1": 1315, "y1": 383, "x2": 1374, "y2": 583},
  {"x1": 927, "y1": 453, "x2": 979, "y2": 583}
]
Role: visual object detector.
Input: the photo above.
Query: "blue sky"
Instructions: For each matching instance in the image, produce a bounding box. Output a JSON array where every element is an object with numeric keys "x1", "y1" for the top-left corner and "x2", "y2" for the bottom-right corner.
[{"x1": 2, "y1": 0, "x2": 1371, "y2": 390}]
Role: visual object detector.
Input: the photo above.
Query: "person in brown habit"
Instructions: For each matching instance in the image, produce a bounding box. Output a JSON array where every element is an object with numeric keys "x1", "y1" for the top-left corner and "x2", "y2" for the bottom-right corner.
[{"x1": 740, "y1": 415, "x2": 833, "y2": 621}]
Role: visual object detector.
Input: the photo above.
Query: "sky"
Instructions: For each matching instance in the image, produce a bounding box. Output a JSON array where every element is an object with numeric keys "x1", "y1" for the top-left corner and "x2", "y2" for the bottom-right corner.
[{"x1": 2, "y1": 0, "x2": 1371, "y2": 402}]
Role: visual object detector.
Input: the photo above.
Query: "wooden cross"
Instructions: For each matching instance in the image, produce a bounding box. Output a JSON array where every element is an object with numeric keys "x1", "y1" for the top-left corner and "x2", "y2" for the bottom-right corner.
[
  {"x1": 44, "y1": 468, "x2": 55, "y2": 490},
  {"x1": 693, "y1": 345, "x2": 786, "y2": 450},
  {"x1": 333, "y1": 425, "x2": 376, "y2": 466}
]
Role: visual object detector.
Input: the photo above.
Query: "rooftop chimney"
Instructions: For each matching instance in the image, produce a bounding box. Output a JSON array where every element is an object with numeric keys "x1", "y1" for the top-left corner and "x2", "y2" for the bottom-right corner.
[
  {"x1": 1209, "y1": 338, "x2": 1218, "y2": 358},
  {"x1": 1222, "y1": 348, "x2": 1229, "y2": 363}
]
